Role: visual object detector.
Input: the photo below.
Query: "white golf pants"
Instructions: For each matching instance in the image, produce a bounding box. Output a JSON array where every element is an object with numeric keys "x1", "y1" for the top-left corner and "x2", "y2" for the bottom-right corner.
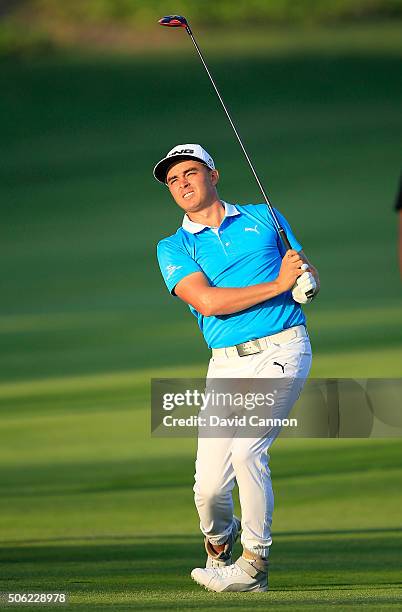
[{"x1": 193, "y1": 326, "x2": 312, "y2": 558}]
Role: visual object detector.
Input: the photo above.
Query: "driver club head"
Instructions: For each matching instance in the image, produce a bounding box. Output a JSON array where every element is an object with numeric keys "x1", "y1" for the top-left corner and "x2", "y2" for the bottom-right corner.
[{"x1": 158, "y1": 15, "x2": 188, "y2": 28}]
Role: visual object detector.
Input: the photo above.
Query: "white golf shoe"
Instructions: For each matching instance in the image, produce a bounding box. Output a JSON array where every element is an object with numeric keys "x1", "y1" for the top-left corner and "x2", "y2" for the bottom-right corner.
[
  {"x1": 205, "y1": 516, "x2": 241, "y2": 568},
  {"x1": 192, "y1": 555, "x2": 268, "y2": 592}
]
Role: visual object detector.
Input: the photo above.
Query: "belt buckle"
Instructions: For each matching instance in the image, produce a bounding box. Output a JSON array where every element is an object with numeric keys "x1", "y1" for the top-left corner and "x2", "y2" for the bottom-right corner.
[{"x1": 236, "y1": 339, "x2": 262, "y2": 357}]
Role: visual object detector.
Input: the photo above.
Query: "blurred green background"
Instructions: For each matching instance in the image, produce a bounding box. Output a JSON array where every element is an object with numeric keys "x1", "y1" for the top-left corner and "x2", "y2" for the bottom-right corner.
[{"x1": 1, "y1": 1, "x2": 402, "y2": 609}]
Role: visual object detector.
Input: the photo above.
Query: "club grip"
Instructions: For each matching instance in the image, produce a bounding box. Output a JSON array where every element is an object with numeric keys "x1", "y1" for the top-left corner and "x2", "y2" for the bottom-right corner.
[{"x1": 277, "y1": 228, "x2": 292, "y2": 252}]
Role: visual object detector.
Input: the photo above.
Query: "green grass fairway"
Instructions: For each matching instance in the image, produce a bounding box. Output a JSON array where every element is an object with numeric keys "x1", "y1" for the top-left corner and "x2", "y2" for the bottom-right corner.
[
  {"x1": 1, "y1": 378, "x2": 402, "y2": 609},
  {"x1": 1, "y1": 23, "x2": 402, "y2": 609}
]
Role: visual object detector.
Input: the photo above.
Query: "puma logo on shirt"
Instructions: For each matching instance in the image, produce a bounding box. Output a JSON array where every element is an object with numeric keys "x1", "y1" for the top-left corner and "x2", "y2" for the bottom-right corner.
[
  {"x1": 166, "y1": 264, "x2": 182, "y2": 280},
  {"x1": 244, "y1": 225, "x2": 260, "y2": 234}
]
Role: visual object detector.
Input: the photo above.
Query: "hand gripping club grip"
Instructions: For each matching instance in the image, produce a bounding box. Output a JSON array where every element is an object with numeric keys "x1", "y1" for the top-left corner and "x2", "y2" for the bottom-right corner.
[{"x1": 294, "y1": 263, "x2": 315, "y2": 299}]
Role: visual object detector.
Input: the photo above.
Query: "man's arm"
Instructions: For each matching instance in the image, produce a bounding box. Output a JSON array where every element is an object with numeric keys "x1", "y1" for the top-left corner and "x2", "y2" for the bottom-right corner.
[{"x1": 175, "y1": 250, "x2": 304, "y2": 316}]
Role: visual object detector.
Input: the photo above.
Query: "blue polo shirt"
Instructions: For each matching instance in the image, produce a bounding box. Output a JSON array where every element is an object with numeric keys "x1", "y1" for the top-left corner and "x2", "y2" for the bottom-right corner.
[{"x1": 157, "y1": 202, "x2": 306, "y2": 348}]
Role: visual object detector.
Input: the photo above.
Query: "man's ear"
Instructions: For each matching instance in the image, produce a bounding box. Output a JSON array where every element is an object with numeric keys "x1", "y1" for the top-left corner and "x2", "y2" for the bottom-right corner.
[{"x1": 210, "y1": 169, "x2": 219, "y2": 186}]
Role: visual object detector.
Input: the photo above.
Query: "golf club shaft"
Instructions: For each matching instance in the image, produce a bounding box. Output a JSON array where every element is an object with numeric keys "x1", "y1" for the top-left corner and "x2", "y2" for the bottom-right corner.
[
  {"x1": 184, "y1": 24, "x2": 292, "y2": 250},
  {"x1": 159, "y1": 15, "x2": 315, "y2": 297}
]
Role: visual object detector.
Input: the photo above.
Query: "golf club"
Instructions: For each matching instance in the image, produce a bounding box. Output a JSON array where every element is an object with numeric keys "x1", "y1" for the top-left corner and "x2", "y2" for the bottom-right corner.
[{"x1": 159, "y1": 14, "x2": 313, "y2": 296}]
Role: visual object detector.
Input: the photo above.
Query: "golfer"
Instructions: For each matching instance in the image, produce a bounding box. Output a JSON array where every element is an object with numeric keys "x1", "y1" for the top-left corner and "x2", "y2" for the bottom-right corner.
[{"x1": 154, "y1": 144, "x2": 320, "y2": 592}]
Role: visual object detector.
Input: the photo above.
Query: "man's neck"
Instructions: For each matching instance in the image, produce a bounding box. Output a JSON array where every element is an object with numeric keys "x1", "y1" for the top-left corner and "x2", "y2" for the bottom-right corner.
[{"x1": 187, "y1": 200, "x2": 225, "y2": 228}]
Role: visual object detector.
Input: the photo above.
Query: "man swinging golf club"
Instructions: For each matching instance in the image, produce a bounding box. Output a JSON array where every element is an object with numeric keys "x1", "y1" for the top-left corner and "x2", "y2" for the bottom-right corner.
[{"x1": 154, "y1": 143, "x2": 320, "y2": 592}]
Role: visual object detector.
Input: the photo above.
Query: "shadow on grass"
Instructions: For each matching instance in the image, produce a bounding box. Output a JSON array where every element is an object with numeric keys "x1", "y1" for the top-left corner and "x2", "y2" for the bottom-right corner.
[{"x1": 1, "y1": 440, "x2": 401, "y2": 500}]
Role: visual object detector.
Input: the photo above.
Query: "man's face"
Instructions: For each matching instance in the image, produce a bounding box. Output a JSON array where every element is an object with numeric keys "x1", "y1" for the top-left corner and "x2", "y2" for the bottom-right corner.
[{"x1": 166, "y1": 160, "x2": 219, "y2": 213}]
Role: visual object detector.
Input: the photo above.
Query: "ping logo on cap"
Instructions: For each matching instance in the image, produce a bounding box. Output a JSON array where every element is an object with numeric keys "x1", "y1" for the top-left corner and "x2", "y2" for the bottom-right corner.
[
  {"x1": 169, "y1": 148, "x2": 195, "y2": 156},
  {"x1": 153, "y1": 143, "x2": 215, "y2": 183}
]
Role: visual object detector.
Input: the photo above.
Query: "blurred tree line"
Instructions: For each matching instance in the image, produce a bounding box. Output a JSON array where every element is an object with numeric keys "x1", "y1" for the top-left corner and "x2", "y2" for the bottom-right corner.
[
  {"x1": 4, "y1": 0, "x2": 402, "y2": 24},
  {"x1": 1, "y1": 0, "x2": 402, "y2": 55}
]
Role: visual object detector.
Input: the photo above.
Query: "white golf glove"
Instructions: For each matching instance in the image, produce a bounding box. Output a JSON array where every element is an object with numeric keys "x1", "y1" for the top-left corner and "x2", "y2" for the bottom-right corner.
[{"x1": 292, "y1": 264, "x2": 317, "y2": 304}]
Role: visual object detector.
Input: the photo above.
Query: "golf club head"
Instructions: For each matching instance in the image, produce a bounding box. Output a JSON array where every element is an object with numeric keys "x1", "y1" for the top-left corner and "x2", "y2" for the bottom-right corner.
[{"x1": 159, "y1": 15, "x2": 188, "y2": 28}]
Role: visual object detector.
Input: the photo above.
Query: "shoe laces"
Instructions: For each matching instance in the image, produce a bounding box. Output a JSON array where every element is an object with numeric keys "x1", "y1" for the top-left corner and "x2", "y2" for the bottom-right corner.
[
  {"x1": 214, "y1": 563, "x2": 244, "y2": 578},
  {"x1": 209, "y1": 557, "x2": 229, "y2": 568}
]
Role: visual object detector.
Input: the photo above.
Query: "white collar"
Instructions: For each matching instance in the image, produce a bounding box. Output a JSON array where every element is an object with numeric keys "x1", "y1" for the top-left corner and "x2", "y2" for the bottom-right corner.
[{"x1": 182, "y1": 201, "x2": 239, "y2": 234}]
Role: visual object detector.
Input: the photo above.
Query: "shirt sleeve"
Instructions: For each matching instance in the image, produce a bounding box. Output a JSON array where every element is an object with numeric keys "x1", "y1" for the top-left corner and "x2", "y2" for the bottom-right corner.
[
  {"x1": 157, "y1": 238, "x2": 203, "y2": 295},
  {"x1": 272, "y1": 207, "x2": 303, "y2": 256}
]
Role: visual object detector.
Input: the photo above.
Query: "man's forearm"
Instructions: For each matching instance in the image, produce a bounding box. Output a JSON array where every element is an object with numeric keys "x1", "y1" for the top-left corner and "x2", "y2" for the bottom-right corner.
[
  {"x1": 175, "y1": 250, "x2": 305, "y2": 316},
  {"x1": 199, "y1": 281, "x2": 282, "y2": 316}
]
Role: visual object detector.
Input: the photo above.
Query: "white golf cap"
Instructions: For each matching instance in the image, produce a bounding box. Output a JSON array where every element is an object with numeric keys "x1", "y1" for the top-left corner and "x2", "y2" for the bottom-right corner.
[{"x1": 153, "y1": 144, "x2": 215, "y2": 184}]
